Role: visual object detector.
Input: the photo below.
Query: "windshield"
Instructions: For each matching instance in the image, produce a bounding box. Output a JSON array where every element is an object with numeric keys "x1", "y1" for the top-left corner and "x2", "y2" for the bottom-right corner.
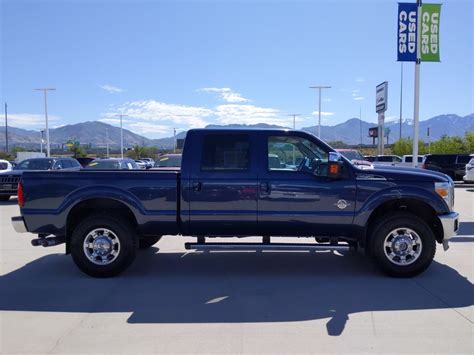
[
  {"x1": 155, "y1": 156, "x2": 182, "y2": 167},
  {"x1": 15, "y1": 159, "x2": 54, "y2": 170},
  {"x1": 338, "y1": 150, "x2": 364, "y2": 161},
  {"x1": 85, "y1": 160, "x2": 121, "y2": 169}
]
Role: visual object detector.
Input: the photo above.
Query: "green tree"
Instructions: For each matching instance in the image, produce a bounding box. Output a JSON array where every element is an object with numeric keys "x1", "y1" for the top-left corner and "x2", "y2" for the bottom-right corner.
[
  {"x1": 429, "y1": 135, "x2": 465, "y2": 154},
  {"x1": 11, "y1": 146, "x2": 27, "y2": 157},
  {"x1": 392, "y1": 138, "x2": 427, "y2": 156},
  {"x1": 127, "y1": 145, "x2": 146, "y2": 160},
  {"x1": 68, "y1": 142, "x2": 87, "y2": 158},
  {"x1": 463, "y1": 132, "x2": 474, "y2": 153}
]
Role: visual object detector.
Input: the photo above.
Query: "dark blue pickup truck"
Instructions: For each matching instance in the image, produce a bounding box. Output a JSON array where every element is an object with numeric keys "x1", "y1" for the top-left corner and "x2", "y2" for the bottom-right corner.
[{"x1": 12, "y1": 129, "x2": 459, "y2": 278}]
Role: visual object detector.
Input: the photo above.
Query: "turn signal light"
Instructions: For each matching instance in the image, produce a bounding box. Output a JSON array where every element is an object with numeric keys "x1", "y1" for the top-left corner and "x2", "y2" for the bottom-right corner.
[
  {"x1": 435, "y1": 186, "x2": 449, "y2": 198},
  {"x1": 17, "y1": 182, "x2": 24, "y2": 208}
]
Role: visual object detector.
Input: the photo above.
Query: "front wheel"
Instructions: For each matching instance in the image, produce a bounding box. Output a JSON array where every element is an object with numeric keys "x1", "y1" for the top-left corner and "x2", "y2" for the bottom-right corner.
[
  {"x1": 370, "y1": 212, "x2": 436, "y2": 277},
  {"x1": 70, "y1": 216, "x2": 137, "y2": 277}
]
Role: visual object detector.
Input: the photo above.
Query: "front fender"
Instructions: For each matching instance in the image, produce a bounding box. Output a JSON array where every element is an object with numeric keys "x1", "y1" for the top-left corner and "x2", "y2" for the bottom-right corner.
[{"x1": 353, "y1": 184, "x2": 449, "y2": 230}]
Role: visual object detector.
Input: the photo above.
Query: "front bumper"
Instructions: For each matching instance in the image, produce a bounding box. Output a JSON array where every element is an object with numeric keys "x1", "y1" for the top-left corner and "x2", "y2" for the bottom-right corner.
[
  {"x1": 11, "y1": 216, "x2": 28, "y2": 233},
  {"x1": 438, "y1": 212, "x2": 459, "y2": 250}
]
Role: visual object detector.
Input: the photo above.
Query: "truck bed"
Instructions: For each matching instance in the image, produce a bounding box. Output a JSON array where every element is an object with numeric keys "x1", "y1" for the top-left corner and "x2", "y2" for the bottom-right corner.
[{"x1": 20, "y1": 170, "x2": 180, "y2": 236}]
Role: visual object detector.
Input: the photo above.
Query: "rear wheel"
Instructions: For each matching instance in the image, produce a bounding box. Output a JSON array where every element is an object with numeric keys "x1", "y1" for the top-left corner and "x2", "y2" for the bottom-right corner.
[
  {"x1": 370, "y1": 212, "x2": 436, "y2": 277},
  {"x1": 70, "y1": 215, "x2": 137, "y2": 277},
  {"x1": 0, "y1": 195, "x2": 10, "y2": 201},
  {"x1": 139, "y1": 236, "x2": 162, "y2": 249}
]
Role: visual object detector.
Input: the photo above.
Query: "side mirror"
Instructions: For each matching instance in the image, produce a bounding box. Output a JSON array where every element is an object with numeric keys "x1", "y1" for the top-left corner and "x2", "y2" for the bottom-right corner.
[{"x1": 328, "y1": 152, "x2": 343, "y2": 179}]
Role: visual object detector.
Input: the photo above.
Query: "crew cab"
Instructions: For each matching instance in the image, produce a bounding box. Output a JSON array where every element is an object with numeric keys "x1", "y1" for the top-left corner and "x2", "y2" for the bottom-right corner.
[{"x1": 12, "y1": 129, "x2": 459, "y2": 278}]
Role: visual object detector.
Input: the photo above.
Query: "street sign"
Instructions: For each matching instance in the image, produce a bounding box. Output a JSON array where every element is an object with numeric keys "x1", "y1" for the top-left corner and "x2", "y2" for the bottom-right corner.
[
  {"x1": 398, "y1": 2, "x2": 418, "y2": 62},
  {"x1": 420, "y1": 3, "x2": 441, "y2": 62},
  {"x1": 368, "y1": 127, "x2": 378, "y2": 138},
  {"x1": 376, "y1": 81, "x2": 388, "y2": 113}
]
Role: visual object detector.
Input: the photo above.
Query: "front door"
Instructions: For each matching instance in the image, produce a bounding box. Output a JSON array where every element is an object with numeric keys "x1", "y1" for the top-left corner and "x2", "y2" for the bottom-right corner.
[
  {"x1": 258, "y1": 133, "x2": 356, "y2": 237},
  {"x1": 188, "y1": 133, "x2": 258, "y2": 236}
]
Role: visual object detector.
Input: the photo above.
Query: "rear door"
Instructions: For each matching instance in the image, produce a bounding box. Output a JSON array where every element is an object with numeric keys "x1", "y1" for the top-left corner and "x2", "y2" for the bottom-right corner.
[
  {"x1": 257, "y1": 132, "x2": 356, "y2": 237},
  {"x1": 188, "y1": 132, "x2": 258, "y2": 236}
]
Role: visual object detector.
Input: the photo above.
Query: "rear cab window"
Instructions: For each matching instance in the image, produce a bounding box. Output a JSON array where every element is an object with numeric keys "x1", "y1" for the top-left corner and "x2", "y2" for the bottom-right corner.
[{"x1": 201, "y1": 134, "x2": 250, "y2": 171}]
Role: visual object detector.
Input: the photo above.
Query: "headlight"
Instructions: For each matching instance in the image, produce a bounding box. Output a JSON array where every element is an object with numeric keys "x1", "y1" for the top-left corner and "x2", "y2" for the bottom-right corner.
[{"x1": 435, "y1": 181, "x2": 454, "y2": 211}]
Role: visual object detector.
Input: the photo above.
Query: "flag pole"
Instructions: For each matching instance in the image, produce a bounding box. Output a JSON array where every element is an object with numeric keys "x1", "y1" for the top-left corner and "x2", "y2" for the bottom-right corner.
[{"x1": 412, "y1": 0, "x2": 422, "y2": 168}]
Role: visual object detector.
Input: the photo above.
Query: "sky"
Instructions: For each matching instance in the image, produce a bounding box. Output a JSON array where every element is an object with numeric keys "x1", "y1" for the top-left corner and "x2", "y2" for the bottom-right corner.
[{"x1": 1, "y1": 0, "x2": 473, "y2": 138}]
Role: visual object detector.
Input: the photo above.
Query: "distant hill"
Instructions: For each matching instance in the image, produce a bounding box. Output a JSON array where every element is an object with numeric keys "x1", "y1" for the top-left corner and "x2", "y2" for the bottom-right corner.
[{"x1": 1, "y1": 114, "x2": 472, "y2": 149}]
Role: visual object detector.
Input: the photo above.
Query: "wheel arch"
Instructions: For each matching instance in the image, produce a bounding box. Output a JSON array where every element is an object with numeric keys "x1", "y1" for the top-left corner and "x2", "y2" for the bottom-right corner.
[
  {"x1": 364, "y1": 198, "x2": 444, "y2": 251},
  {"x1": 65, "y1": 197, "x2": 139, "y2": 254}
]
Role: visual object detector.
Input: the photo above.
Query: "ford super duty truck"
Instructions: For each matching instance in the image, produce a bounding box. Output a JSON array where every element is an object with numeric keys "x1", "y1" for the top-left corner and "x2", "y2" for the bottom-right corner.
[{"x1": 12, "y1": 129, "x2": 459, "y2": 277}]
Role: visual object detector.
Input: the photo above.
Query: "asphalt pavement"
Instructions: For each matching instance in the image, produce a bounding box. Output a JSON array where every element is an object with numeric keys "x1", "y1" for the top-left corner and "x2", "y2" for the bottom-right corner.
[{"x1": 0, "y1": 189, "x2": 473, "y2": 354}]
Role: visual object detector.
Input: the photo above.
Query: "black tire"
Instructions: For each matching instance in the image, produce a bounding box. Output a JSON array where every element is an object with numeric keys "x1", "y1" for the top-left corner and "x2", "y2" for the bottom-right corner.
[
  {"x1": 0, "y1": 195, "x2": 11, "y2": 201},
  {"x1": 70, "y1": 215, "x2": 137, "y2": 278},
  {"x1": 139, "y1": 236, "x2": 162, "y2": 249},
  {"x1": 369, "y1": 212, "x2": 436, "y2": 277}
]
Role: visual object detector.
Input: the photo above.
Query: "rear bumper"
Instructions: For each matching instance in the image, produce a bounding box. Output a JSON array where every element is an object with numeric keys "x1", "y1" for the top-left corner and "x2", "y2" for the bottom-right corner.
[
  {"x1": 438, "y1": 212, "x2": 459, "y2": 250},
  {"x1": 11, "y1": 216, "x2": 28, "y2": 233}
]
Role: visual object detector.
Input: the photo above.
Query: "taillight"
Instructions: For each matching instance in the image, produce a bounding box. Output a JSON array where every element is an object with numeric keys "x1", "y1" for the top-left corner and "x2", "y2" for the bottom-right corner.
[{"x1": 17, "y1": 182, "x2": 24, "y2": 208}]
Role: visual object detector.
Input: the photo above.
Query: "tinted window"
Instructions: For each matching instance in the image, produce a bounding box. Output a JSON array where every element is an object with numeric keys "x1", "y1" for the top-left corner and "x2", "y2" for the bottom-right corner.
[
  {"x1": 338, "y1": 150, "x2": 364, "y2": 161},
  {"x1": 62, "y1": 160, "x2": 72, "y2": 168},
  {"x1": 201, "y1": 134, "x2": 250, "y2": 171},
  {"x1": 156, "y1": 155, "x2": 182, "y2": 167},
  {"x1": 405, "y1": 156, "x2": 413, "y2": 163},
  {"x1": 457, "y1": 155, "x2": 471, "y2": 164},
  {"x1": 426, "y1": 155, "x2": 456, "y2": 165},
  {"x1": 377, "y1": 156, "x2": 392, "y2": 162},
  {"x1": 16, "y1": 159, "x2": 54, "y2": 170},
  {"x1": 71, "y1": 159, "x2": 81, "y2": 168},
  {"x1": 0, "y1": 162, "x2": 8, "y2": 169},
  {"x1": 86, "y1": 160, "x2": 121, "y2": 169}
]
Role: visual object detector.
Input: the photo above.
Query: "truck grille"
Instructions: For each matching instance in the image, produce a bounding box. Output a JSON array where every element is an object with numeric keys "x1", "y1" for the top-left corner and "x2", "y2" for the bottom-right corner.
[{"x1": 0, "y1": 175, "x2": 20, "y2": 185}]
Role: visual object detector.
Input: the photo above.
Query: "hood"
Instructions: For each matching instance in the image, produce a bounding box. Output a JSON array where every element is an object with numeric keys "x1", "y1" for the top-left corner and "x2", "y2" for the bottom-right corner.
[
  {"x1": 367, "y1": 165, "x2": 450, "y2": 182},
  {"x1": 0, "y1": 170, "x2": 23, "y2": 176}
]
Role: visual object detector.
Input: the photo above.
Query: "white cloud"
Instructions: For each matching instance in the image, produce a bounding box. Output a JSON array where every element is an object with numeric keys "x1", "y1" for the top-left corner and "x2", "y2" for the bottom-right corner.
[
  {"x1": 7, "y1": 113, "x2": 60, "y2": 128},
  {"x1": 354, "y1": 97, "x2": 365, "y2": 101},
  {"x1": 311, "y1": 111, "x2": 335, "y2": 116},
  {"x1": 215, "y1": 104, "x2": 285, "y2": 125},
  {"x1": 99, "y1": 84, "x2": 123, "y2": 94},
  {"x1": 355, "y1": 77, "x2": 365, "y2": 82},
  {"x1": 127, "y1": 122, "x2": 171, "y2": 135},
  {"x1": 99, "y1": 118, "x2": 128, "y2": 125},
  {"x1": 198, "y1": 87, "x2": 250, "y2": 103},
  {"x1": 104, "y1": 99, "x2": 213, "y2": 128}
]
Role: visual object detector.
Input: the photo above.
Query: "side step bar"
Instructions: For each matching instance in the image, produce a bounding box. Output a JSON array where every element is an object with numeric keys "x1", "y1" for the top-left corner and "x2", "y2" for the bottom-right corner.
[{"x1": 185, "y1": 242, "x2": 352, "y2": 251}]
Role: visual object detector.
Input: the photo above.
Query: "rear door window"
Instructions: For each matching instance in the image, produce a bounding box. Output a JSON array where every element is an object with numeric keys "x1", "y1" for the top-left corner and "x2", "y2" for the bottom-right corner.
[{"x1": 201, "y1": 134, "x2": 250, "y2": 171}]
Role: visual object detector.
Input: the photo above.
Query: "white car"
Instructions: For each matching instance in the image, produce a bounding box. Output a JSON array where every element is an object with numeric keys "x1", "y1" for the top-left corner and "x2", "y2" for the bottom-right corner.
[
  {"x1": 134, "y1": 160, "x2": 147, "y2": 170},
  {"x1": 463, "y1": 158, "x2": 474, "y2": 183},
  {"x1": 0, "y1": 159, "x2": 13, "y2": 173},
  {"x1": 399, "y1": 155, "x2": 426, "y2": 167}
]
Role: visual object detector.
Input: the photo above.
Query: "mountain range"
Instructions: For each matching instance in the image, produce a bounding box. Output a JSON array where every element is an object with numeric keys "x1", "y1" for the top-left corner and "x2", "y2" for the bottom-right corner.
[{"x1": 0, "y1": 114, "x2": 472, "y2": 149}]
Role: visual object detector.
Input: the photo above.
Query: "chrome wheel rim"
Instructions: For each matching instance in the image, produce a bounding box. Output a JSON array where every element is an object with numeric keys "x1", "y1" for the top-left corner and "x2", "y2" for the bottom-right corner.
[
  {"x1": 383, "y1": 228, "x2": 422, "y2": 266},
  {"x1": 83, "y1": 228, "x2": 121, "y2": 265}
]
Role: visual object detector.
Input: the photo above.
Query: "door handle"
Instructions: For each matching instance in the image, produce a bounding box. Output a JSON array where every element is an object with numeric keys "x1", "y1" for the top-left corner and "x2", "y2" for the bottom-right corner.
[
  {"x1": 192, "y1": 181, "x2": 202, "y2": 192},
  {"x1": 260, "y1": 182, "x2": 270, "y2": 193}
]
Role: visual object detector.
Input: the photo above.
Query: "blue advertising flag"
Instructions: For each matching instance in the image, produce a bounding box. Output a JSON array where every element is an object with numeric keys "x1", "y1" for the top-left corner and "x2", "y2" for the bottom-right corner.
[{"x1": 397, "y1": 3, "x2": 418, "y2": 62}]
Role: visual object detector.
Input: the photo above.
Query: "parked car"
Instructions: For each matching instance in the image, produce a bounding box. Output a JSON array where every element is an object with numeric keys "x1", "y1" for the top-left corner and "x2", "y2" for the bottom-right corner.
[
  {"x1": 335, "y1": 149, "x2": 373, "y2": 169},
  {"x1": 153, "y1": 154, "x2": 182, "y2": 169},
  {"x1": 134, "y1": 160, "x2": 147, "y2": 170},
  {"x1": 140, "y1": 158, "x2": 155, "y2": 169},
  {"x1": 76, "y1": 157, "x2": 96, "y2": 168},
  {"x1": 0, "y1": 157, "x2": 81, "y2": 201},
  {"x1": 13, "y1": 129, "x2": 459, "y2": 278},
  {"x1": 0, "y1": 159, "x2": 13, "y2": 173},
  {"x1": 85, "y1": 158, "x2": 139, "y2": 170},
  {"x1": 371, "y1": 155, "x2": 403, "y2": 166},
  {"x1": 462, "y1": 157, "x2": 474, "y2": 183},
  {"x1": 423, "y1": 154, "x2": 472, "y2": 180}
]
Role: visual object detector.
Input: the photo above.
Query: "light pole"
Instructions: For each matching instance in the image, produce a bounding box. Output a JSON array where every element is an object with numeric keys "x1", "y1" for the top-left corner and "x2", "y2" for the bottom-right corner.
[
  {"x1": 4, "y1": 103, "x2": 8, "y2": 153},
  {"x1": 309, "y1": 85, "x2": 331, "y2": 138},
  {"x1": 399, "y1": 62, "x2": 404, "y2": 141},
  {"x1": 35, "y1": 88, "x2": 55, "y2": 157},
  {"x1": 106, "y1": 128, "x2": 110, "y2": 158},
  {"x1": 114, "y1": 114, "x2": 128, "y2": 159},
  {"x1": 173, "y1": 128, "x2": 177, "y2": 153},
  {"x1": 288, "y1": 113, "x2": 301, "y2": 130},
  {"x1": 40, "y1": 130, "x2": 44, "y2": 154}
]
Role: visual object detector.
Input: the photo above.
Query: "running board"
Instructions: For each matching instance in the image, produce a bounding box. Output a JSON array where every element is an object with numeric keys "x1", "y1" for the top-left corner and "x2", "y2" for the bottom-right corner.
[{"x1": 184, "y1": 242, "x2": 351, "y2": 251}]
